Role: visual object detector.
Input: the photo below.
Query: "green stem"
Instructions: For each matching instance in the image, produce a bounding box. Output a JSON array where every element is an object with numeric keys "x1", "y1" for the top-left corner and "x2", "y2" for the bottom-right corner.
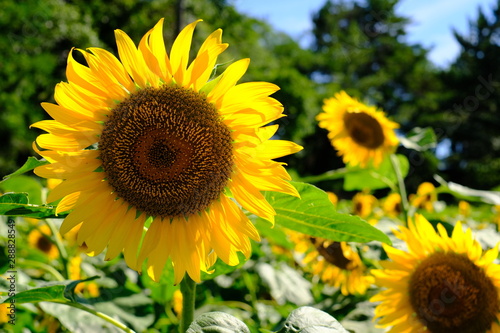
[
  {"x1": 179, "y1": 274, "x2": 196, "y2": 333},
  {"x1": 298, "y1": 167, "x2": 351, "y2": 184},
  {"x1": 17, "y1": 259, "x2": 65, "y2": 281},
  {"x1": 60, "y1": 301, "x2": 135, "y2": 333},
  {"x1": 390, "y1": 154, "x2": 410, "y2": 223},
  {"x1": 43, "y1": 219, "x2": 70, "y2": 279}
]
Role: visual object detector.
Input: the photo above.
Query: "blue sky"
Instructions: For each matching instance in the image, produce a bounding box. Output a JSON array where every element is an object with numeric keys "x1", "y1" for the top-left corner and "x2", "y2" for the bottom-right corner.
[{"x1": 234, "y1": 0, "x2": 496, "y2": 68}]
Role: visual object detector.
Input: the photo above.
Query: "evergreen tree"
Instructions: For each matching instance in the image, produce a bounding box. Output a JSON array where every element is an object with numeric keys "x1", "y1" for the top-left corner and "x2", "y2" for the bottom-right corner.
[{"x1": 432, "y1": 0, "x2": 500, "y2": 189}]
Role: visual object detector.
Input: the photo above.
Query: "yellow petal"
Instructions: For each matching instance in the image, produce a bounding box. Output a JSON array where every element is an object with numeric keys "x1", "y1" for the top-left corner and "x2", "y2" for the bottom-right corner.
[
  {"x1": 230, "y1": 171, "x2": 275, "y2": 224},
  {"x1": 139, "y1": 18, "x2": 173, "y2": 84},
  {"x1": 115, "y1": 29, "x2": 154, "y2": 88},
  {"x1": 170, "y1": 19, "x2": 202, "y2": 85},
  {"x1": 188, "y1": 29, "x2": 228, "y2": 90},
  {"x1": 207, "y1": 58, "x2": 250, "y2": 106},
  {"x1": 255, "y1": 140, "x2": 303, "y2": 160}
]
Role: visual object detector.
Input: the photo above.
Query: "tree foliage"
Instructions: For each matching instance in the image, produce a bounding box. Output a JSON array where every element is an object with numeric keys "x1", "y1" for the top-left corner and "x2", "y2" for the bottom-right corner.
[
  {"x1": 0, "y1": 0, "x2": 499, "y2": 191},
  {"x1": 424, "y1": 0, "x2": 500, "y2": 189}
]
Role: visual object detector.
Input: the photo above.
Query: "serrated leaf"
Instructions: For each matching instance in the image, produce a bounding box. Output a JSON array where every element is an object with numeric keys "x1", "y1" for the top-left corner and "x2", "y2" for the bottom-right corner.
[
  {"x1": 1, "y1": 157, "x2": 49, "y2": 183},
  {"x1": 3, "y1": 277, "x2": 99, "y2": 304},
  {"x1": 344, "y1": 154, "x2": 409, "y2": 191},
  {"x1": 0, "y1": 192, "x2": 64, "y2": 218},
  {"x1": 399, "y1": 127, "x2": 437, "y2": 151},
  {"x1": 187, "y1": 312, "x2": 250, "y2": 333},
  {"x1": 277, "y1": 306, "x2": 349, "y2": 333},
  {"x1": 262, "y1": 182, "x2": 391, "y2": 245}
]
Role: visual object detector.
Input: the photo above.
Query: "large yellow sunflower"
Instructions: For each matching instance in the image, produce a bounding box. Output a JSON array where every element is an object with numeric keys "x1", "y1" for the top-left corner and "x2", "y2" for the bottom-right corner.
[
  {"x1": 371, "y1": 214, "x2": 500, "y2": 332},
  {"x1": 290, "y1": 232, "x2": 374, "y2": 296},
  {"x1": 32, "y1": 19, "x2": 302, "y2": 284},
  {"x1": 316, "y1": 91, "x2": 399, "y2": 167}
]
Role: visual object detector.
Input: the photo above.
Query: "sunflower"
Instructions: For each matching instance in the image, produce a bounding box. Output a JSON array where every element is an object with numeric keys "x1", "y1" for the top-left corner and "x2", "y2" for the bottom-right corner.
[
  {"x1": 382, "y1": 193, "x2": 403, "y2": 218},
  {"x1": 371, "y1": 214, "x2": 500, "y2": 332},
  {"x1": 33, "y1": 19, "x2": 302, "y2": 284},
  {"x1": 290, "y1": 232, "x2": 374, "y2": 296},
  {"x1": 316, "y1": 91, "x2": 399, "y2": 167},
  {"x1": 28, "y1": 225, "x2": 59, "y2": 260},
  {"x1": 409, "y1": 182, "x2": 437, "y2": 212},
  {"x1": 352, "y1": 191, "x2": 378, "y2": 218}
]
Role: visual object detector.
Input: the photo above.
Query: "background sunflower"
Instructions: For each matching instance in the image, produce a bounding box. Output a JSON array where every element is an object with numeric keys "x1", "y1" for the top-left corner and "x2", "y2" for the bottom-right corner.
[{"x1": 316, "y1": 91, "x2": 399, "y2": 167}]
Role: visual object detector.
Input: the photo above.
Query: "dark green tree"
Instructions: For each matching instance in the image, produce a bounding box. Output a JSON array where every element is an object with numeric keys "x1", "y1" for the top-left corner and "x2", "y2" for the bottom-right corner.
[
  {"x1": 428, "y1": 0, "x2": 500, "y2": 189},
  {"x1": 0, "y1": 0, "x2": 102, "y2": 174}
]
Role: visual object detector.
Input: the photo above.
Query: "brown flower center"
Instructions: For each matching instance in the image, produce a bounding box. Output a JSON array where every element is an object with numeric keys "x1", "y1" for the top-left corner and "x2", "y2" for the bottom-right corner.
[
  {"x1": 343, "y1": 111, "x2": 384, "y2": 149},
  {"x1": 99, "y1": 86, "x2": 234, "y2": 218},
  {"x1": 409, "y1": 252, "x2": 498, "y2": 333},
  {"x1": 312, "y1": 239, "x2": 354, "y2": 270},
  {"x1": 37, "y1": 234, "x2": 53, "y2": 253}
]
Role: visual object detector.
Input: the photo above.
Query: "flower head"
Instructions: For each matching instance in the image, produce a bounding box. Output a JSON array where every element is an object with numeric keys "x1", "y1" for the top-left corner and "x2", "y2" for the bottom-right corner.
[
  {"x1": 410, "y1": 182, "x2": 437, "y2": 212},
  {"x1": 352, "y1": 191, "x2": 378, "y2": 218},
  {"x1": 28, "y1": 225, "x2": 59, "y2": 260},
  {"x1": 382, "y1": 193, "x2": 402, "y2": 218},
  {"x1": 290, "y1": 232, "x2": 373, "y2": 296},
  {"x1": 33, "y1": 19, "x2": 302, "y2": 284},
  {"x1": 316, "y1": 91, "x2": 399, "y2": 167},
  {"x1": 371, "y1": 214, "x2": 500, "y2": 332}
]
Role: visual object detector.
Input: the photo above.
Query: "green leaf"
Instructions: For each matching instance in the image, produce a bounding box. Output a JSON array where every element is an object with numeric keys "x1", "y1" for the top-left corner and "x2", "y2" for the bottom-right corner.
[
  {"x1": 344, "y1": 154, "x2": 409, "y2": 191},
  {"x1": 277, "y1": 306, "x2": 348, "y2": 333},
  {"x1": 3, "y1": 277, "x2": 99, "y2": 304},
  {"x1": 262, "y1": 182, "x2": 391, "y2": 245},
  {"x1": 39, "y1": 302, "x2": 125, "y2": 333},
  {"x1": 399, "y1": 127, "x2": 437, "y2": 151},
  {"x1": 0, "y1": 175, "x2": 43, "y2": 205},
  {"x1": 434, "y1": 174, "x2": 500, "y2": 205},
  {"x1": 187, "y1": 312, "x2": 250, "y2": 333},
  {"x1": 256, "y1": 262, "x2": 313, "y2": 306},
  {"x1": 1, "y1": 157, "x2": 48, "y2": 183},
  {"x1": 0, "y1": 192, "x2": 64, "y2": 218},
  {"x1": 140, "y1": 260, "x2": 178, "y2": 304},
  {"x1": 201, "y1": 253, "x2": 247, "y2": 281},
  {"x1": 0, "y1": 192, "x2": 28, "y2": 205}
]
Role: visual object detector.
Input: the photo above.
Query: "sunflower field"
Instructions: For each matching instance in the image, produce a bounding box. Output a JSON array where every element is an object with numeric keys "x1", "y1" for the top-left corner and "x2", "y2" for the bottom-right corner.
[{"x1": 1, "y1": 0, "x2": 500, "y2": 332}]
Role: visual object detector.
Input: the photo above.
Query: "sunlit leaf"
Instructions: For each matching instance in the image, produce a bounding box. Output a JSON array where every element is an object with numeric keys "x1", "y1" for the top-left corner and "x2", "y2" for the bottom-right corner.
[
  {"x1": 344, "y1": 154, "x2": 409, "y2": 191},
  {"x1": 1, "y1": 157, "x2": 48, "y2": 184},
  {"x1": 0, "y1": 192, "x2": 63, "y2": 219},
  {"x1": 256, "y1": 262, "x2": 313, "y2": 306},
  {"x1": 434, "y1": 174, "x2": 500, "y2": 205},
  {"x1": 277, "y1": 306, "x2": 348, "y2": 333},
  {"x1": 140, "y1": 260, "x2": 178, "y2": 304},
  {"x1": 399, "y1": 127, "x2": 437, "y2": 151},
  {"x1": 262, "y1": 182, "x2": 391, "y2": 245},
  {"x1": 40, "y1": 302, "x2": 123, "y2": 333},
  {"x1": 187, "y1": 312, "x2": 250, "y2": 333},
  {"x1": 201, "y1": 253, "x2": 247, "y2": 281},
  {"x1": 3, "y1": 277, "x2": 99, "y2": 304},
  {"x1": 0, "y1": 175, "x2": 43, "y2": 205}
]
